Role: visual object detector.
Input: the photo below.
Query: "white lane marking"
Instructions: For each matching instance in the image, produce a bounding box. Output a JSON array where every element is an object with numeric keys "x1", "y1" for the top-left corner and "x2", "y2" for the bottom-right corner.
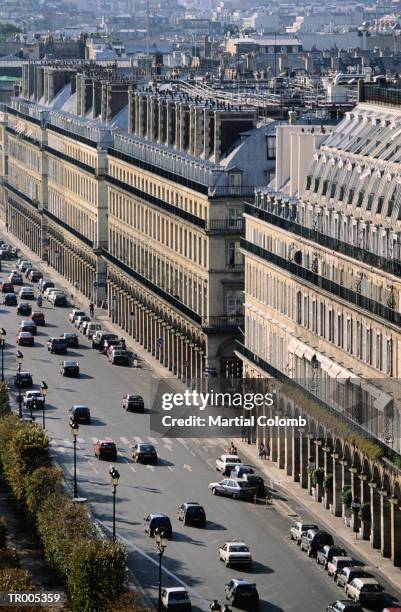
[
  {"x1": 147, "y1": 437, "x2": 158, "y2": 445},
  {"x1": 101, "y1": 525, "x2": 208, "y2": 606},
  {"x1": 190, "y1": 450, "x2": 196, "y2": 457},
  {"x1": 167, "y1": 466, "x2": 174, "y2": 472},
  {"x1": 202, "y1": 446, "x2": 209, "y2": 452},
  {"x1": 177, "y1": 438, "x2": 189, "y2": 449},
  {"x1": 91, "y1": 437, "x2": 98, "y2": 443},
  {"x1": 129, "y1": 465, "x2": 136, "y2": 473},
  {"x1": 77, "y1": 437, "x2": 85, "y2": 444},
  {"x1": 120, "y1": 437, "x2": 130, "y2": 445},
  {"x1": 87, "y1": 461, "x2": 98, "y2": 474},
  {"x1": 133, "y1": 436, "x2": 143, "y2": 444},
  {"x1": 63, "y1": 439, "x2": 73, "y2": 448},
  {"x1": 146, "y1": 465, "x2": 155, "y2": 472},
  {"x1": 183, "y1": 464, "x2": 192, "y2": 472}
]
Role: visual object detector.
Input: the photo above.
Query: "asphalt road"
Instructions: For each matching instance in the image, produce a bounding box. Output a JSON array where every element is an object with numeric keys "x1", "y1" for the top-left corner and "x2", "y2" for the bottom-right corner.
[{"x1": 0, "y1": 253, "x2": 399, "y2": 612}]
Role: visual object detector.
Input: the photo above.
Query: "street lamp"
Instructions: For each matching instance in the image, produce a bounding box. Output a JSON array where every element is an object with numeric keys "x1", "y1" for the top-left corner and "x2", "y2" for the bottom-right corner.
[
  {"x1": 16, "y1": 351, "x2": 23, "y2": 419},
  {"x1": 109, "y1": 465, "x2": 120, "y2": 542},
  {"x1": 0, "y1": 328, "x2": 6, "y2": 382},
  {"x1": 69, "y1": 417, "x2": 79, "y2": 499},
  {"x1": 40, "y1": 381, "x2": 48, "y2": 429},
  {"x1": 154, "y1": 528, "x2": 168, "y2": 612}
]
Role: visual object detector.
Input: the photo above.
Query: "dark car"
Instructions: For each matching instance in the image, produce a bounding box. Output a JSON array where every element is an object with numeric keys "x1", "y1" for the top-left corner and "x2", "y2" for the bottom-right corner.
[
  {"x1": 61, "y1": 332, "x2": 79, "y2": 348},
  {"x1": 60, "y1": 361, "x2": 80, "y2": 377},
  {"x1": 241, "y1": 474, "x2": 266, "y2": 498},
  {"x1": 70, "y1": 405, "x2": 91, "y2": 424},
  {"x1": 102, "y1": 338, "x2": 122, "y2": 354},
  {"x1": 326, "y1": 601, "x2": 363, "y2": 612},
  {"x1": 231, "y1": 464, "x2": 255, "y2": 478},
  {"x1": 316, "y1": 545, "x2": 347, "y2": 569},
  {"x1": 336, "y1": 567, "x2": 374, "y2": 589},
  {"x1": 224, "y1": 579, "x2": 259, "y2": 609},
  {"x1": 1, "y1": 282, "x2": 14, "y2": 293},
  {"x1": 177, "y1": 503, "x2": 206, "y2": 527},
  {"x1": 30, "y1": 311, "x2": 45, "y2": 326},
  {"x1": 144, "y1": 514, "x2": 173, "y2": 539},
  {"x1": 17, "y1": 302, "x2": 32, "y2": 316},
  {"x1": 14, "y1": 371, "x2": 33, "y2": 388},
  {"x1": 209, "y1": 479, "x2": 256, "y2": 501},
  {"x1": 53, "y1": 294, "x2": 67, "y2": 307},
  {"x1": 20, "y1": 320, "x2": 37, "y2": 336},
  {"x1": 40, "y1": 280, "x2": 54, "y2": 294},
  {"x1": 4, "y1": 293, "x2": 17, "y2": 306},
  {"x1": 109, "y1": 349, "x2": 130, "y2": 365},
  {"x1": 94, "y1": 438, "x2": 117, "y2": 460},
  {"x1": 47, "y1": 338, "x2": 68, "y2": 354},
  {"x1": 28, "y1": 270, "x2": 43, "y2": 282},
  {"x1": 300, "y1": 529, "x2": 334, "y2": 557},
  {"x1": 16, "y1": 331, "x2": 34, "y2": 346},
  {"x1": 122, "y1": 394, "x2": 145, "y2": 412},
  {"x1": 132, "y1": 443, "x2": 158, "y2": 464},
  {"x1": 92, "y1": 332, "x2": 119, "y2": 351},
  {"x1": 9, "y1": 272, "x2": 23, "y2": 285}
]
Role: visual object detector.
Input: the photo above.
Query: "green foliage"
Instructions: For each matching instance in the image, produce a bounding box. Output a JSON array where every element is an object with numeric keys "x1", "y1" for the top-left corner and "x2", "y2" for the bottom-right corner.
[
  {"x1": 25, "y1": 466, "x2": 63, "y2": 518},
  {"x1": 0, "y1": 517, "x2": 6, "y2": 547},
  {"x1": 0, "y1": 567, "x2": 32, "y2": 590},
  {"x1": 68, "y1": 540, "x2": 127, "y2": 612},
  {"x1": 312, "y1": 468, "x2": 325, "y2": 486},
  {"x1": 342, "y1": 485, "x2": 352, "y2": 509},
  {"x1": 0, "y1": 547, "x2": 20, "y2": 569},
  {"x1": 393, "y1": 456, "x2": 401, "y2": 469},
  {"x1": 323, "y1": 474, "x2": 333, "y2": 493},
  {"x1": 0, "y1": 24, "x2": 22, "y2": 39},
  {"x1": 0, "y1": 383, "x2": 10, "y2": 417},
  {"x1": 360, "y1": 502, "x2": 371, "y2": 523}
]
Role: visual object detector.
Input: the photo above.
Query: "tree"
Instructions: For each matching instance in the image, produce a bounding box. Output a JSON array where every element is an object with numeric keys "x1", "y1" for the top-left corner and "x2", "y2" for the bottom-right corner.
[
  {"x1": 342, "y1": 485, "x2": 352, "y2": 509},
  {"x1": 25, "y1": 466, "x2": 64, "y2": 519},
  {"x1": 323, "y1": 474, "x2": 333, "y2": 493},
  {"x1": 312, "y1": 468, "x2": 325, "y2": 486},
  {"x1": 360, "y1": 502, "x2": 371, "y2": 523},
  {"x1": 0, "y1": 383, "x2": 10, "y2": 417}
]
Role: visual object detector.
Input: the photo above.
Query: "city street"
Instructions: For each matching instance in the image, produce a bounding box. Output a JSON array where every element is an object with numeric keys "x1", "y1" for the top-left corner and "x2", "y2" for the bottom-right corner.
[{"x1": 0, "y1": 255, "x2": 398, "y2": 611}]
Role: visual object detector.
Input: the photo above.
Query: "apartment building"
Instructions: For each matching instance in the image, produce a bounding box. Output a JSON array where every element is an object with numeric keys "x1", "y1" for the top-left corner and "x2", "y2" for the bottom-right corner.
[{"x1": 0, "y1": 62, "x2": 277, "y2": 380}]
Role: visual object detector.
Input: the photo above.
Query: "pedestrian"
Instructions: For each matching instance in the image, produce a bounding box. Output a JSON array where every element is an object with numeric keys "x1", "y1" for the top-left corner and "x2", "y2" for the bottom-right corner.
[
  {"x1": 121, "y1": 338, "x2": 126, "y2": 350},
  {"x1": 259, "y1": 442, "x2": 267, "y2": 460},
  {"x1": 89, "y1": 302, "x2": 94, "y2": 318}
]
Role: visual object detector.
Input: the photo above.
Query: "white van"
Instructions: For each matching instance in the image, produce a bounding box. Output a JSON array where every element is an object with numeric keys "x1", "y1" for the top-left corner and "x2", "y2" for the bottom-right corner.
[{"x1": 85, "y1": 322, "x2": 102, "y2": 339}]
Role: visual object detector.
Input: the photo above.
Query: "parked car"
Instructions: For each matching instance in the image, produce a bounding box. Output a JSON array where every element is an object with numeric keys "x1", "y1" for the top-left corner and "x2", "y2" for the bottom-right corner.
[
  {"x1": 92, "y1": 332, "x2": 119, "y2": 351},
  {"x1": 75, "y1": 315, "x2": 91, "y2": 330},
  {"x1": 215, "y1": 454, "x2": 243, "y2": 475},
  {"x1": 144, "y1": 514, "x2": 172, "y2": 539},
  {"x1": 23, "y1": 390, "x2": 44, "y2": 409},
  {"x1": 69, "y1": 309, "x2": 86, "y2": 323},
  {"x1": 160, "y1": 587, "x2": 191, "y2": 611},
  {"x1": 18, "y1": 260, "x2": 32, "y2": 272},
  {"x1": 345, "y1": 577, "x2": 384, "y2": 606},
  {"x1": 300, "y1": 529, "x2": 334, "y2": 557},
  {"x1": 94, "y1": 438, "x2": 117, "y2": 460},
  {"x1": 40, "y1": 280, "x2": 54, "y2": 294},
  {"x1": 327, "y1": 557, "x2": 359, "y2": 579},
  {"x1": 19, "y1": 287, "x2": 34, "y2": 300},
  {"x1": 208, "y1": 479, "x2": 256, "y2": 501},
  {"x1": 60, "y1": 360, "x2": 80, "y2": 377},
  {"x1": 24, "y1": 266, "x2": 34, "y2": 278},
  {"x1": 19, "y1": 320, "x2": 37, "y2": 336},
  {"x1": 132, "y1": 443, "x2": 158, "y2": 464},
  {"x1": 17, "y1": 302, "x2": 32, "y2": 316},
  {"x1": 47, "y1": 338, "x2": 68, "y2": 354},
  {"x1": 177, "y1": 502, "x2": 206, "y2": 527},
  {"x1": 231, "y1": 464, "x2": 255, "y2": 478},
  {"x1": 109, "y1": 349, "x2": 130, "y2": 365},
  {"x1": 16, "y1": 331, "x2": 34, "y2": 346},
  {"x1": 336, "y1": 567, "x2": 374, "y2": 589},
  {"x1": 85, "y1": 322, "x2": 102, "y2": 338},
  {"x1": 52, "y1": 293, "x2": 67, "y2": 307},
  {"x1": 241, "y1": 474, "x2": 266, "y2": 498},
  {"x1": 1, "y1": 282, "x2": 14, "y2": 293},
  {"x1": 290, "y1": 521, "x2": 319, "y2": 545},
  {"x1": 4, "y1": 293, "x2": 17, "y2": 306},
  {"x1": 218, "y1": 541, "x2": 252, "y2": 568},
  {"x1": 30, "y1": 311, "x2": 45, "y2": 326},
  {"x1": 61, "y1": 332, "x2": 79, "y2": 348},
  {"x1": 45, "y1": 287, "x2": 62, "y2": 300},
  {"x1": 316, "y1": 545, "x2": 346, "y2": 568},
  {"x1": 103, "y1": 339, "x2": 123, "y2": 355},
  {"x1": 326, "y1": 601, "x2": 363, "y2": 612},
  {"x1": 224, "y1": 579, "x2": 259, "y2": 609},
  {"x1": 8, "y1": 272, "x2": 23, "y2": 285},
  {"x1": 122, "y1": 394, "x2": 145, "y2": 412},
  {"x1": 28, "y1": 270, "x2": 43, "y2": 282},
  {"x1": 14, "y1": 371, "x2": 33, "y2": 387},
  {"x1": 70, "y1": 405, "x2": 91, "y2": 424},
  {"x1": 80, "y1": 320, "x2": 91, "y2": 335}
]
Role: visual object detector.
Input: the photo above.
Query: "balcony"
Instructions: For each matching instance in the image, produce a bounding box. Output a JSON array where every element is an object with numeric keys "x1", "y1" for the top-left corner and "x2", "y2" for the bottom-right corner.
[
  {"x1": 4, "y1": 182, "x2": 38, "y2": 209},
  {"x1": 205, "y1": 219, "x2": 245, "y2": 234},
  {"x1": 202, "y1": 315, "x2": 244, "y2": 332}
]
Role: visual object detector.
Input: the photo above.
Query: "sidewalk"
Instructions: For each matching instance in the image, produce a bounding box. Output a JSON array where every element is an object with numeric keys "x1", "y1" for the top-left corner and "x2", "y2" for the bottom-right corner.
[{"x1": 236, "y1": 439, "x2": 401, "y2": 598}]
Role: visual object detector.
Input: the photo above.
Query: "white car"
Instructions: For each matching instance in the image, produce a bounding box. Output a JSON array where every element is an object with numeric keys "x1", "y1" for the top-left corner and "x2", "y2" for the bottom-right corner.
[
  {"x1": 215, "y1": 454, "x2": 243, "y2": 475},
  {"x1": 69, "y1": 309, "x2": 86, "y2": 323},
  {"x1": 218, "y1": 541, "x2": 253, "y2": 568},
  {"x1": 160, "y1": 587, "x2": 191, "y2": 611},
  {"x1": 45, "y1": 287, "x2": 60, "y2": 299},
  {"x1": 46, "y1": 289, "x2": 64, "y2": 301}
]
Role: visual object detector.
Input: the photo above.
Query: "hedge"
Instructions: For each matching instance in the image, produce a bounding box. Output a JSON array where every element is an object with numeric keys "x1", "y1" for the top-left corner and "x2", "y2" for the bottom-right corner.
[
  {"x1": 0, "y1": 517, "x2": 6, "y2": 547},
  {"x1": 0, "y1": 382, "x2": 10, "y2": 417}
]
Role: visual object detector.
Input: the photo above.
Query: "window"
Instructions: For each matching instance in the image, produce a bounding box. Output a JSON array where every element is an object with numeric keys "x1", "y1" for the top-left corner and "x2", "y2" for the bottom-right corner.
[
  {"x1": 228, "y1": 173, "x2": 242, "y2": 196},
  {"x1": 376, "y1": 333, "x2": 382, "y2": 370},
  {"x1": 296, "y1": 291, "x2": 302, "y2": 324},
  {"x1": 347, "y1": 318, "x2": 353, "y2": 353},
  {"x1": 367, "y1": 193, "x2": 374, "y2": 211},
  {"x1": 377, "y1": 196, "x2": 384, "y2": 214},
  {"x1": 328, "y1": 310, "x2": 334, "y2": 342},
  {"x1": 228, "y1": 207, "x2": 243, "y2": 230},
  {"x1": 356, "y1": 321, "x2": 363, "y2": 358},
  {"x1": 347, "y1": 189, "x2": 354, "y2": 205},
  {"x1": 306, "y1": 175, "x2": 312, "y2": 191},
  {"x1": 314, "y1": 178, "x2": 320, "y2": 193},
  {"x1": 387, "y1": 197, "x2": 395, "y2": 218},
  {"x1": 366, "y1": 328, "x2": 372, "y2": 364},
  {"x1": 320, "y1": 303, "x2": 325, "y2": 337},
  {"x1": 266, "y1": 135, "x2": 276, "y2": 159},
  {"x1": 330, "y1": 182, "x2": 337, "y2": 199},
  {"x1": 226, "y1": 290, "x2": 244, "y2": 316},
  {"x1": 226, "y1": 241, "x2": 243, "y2": 268},
  {"x1": 386, "y1": 338, "x2": 393, "y2": 376},
  {"x1": 357, "y1": 191, "x2": 364, "y2": 207},
  {"x1": 337, "y1": 314, "x2": 343, "y2": 348},
  {"x1": 322, "y1": 180, "x2": 329, "y2": 196}
]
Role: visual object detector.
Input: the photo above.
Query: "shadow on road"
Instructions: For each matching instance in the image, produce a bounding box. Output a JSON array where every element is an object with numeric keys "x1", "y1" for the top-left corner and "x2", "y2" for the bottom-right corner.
[{"x1": 204, "y1": 521, "x2": 227, "y2": 531}]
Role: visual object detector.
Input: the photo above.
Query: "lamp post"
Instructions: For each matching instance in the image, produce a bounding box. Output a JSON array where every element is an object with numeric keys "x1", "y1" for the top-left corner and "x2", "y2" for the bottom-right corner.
[
  {"x1": 69, "y1": 417, "x2": 79, "y2": 499},
  {"x1": 154, "y1": 528, "x2": 168, "y2": 612},
  {"x1": 40, "y1": 381, "x2": 48, "y2": 428},
  {"x1": 0, "y1": 328, "x2": 6, "y2": 382},
  {"x1": 16, "y1": 351, "x2": 23, "y2": 419},
  {"x1": 109, "y1": 465, "x2": 120, "y2": 542}
]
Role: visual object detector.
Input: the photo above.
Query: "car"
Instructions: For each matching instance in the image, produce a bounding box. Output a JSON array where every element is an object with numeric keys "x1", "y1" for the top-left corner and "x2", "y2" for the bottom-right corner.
[
  {"x1": 75, "y1": 315, "x2": 91, "y2": 330},
  {"x1": 45, "y1": 287, "x2": 62, "y2": 300},
  {"x1": 18, "y1": 260, "x2": 32, "y2": 272},
  {"x1": 215, "y1": 454, "x2": 243, "y2": 475},
  {"x1": 231, "y1": 464, "x2": 255, "y2": 478},
  {"x1": 23, "y1": 390, "x2": 44, "y2": 409},
  {"x1": 316, "y1": 545, "x2": 346, "y2": 568},
  {"x1": 4, "y1": 293, "x2": 17, "y2": 306},
  {"x1": 60, "y1": 360, "x2": 80, "y2": 377},
  {"x1": 14, "y1": 371, "x2": 33, "y2": 388},
  {"x1": 109, "y1": 349, "x2": 130, "y2": 365},
  {"x1": 290, "y1": 521, "x2": 320, "y2": 545},
  {"x1": 327, "y1": 557, "x2": 360, "y2": 579},
  {"x1": 52, "y1": 293, "x2": 67, "y2": 307},
  {"x1": 47, "y1": 338, "x2": 68, "y2": 354},
  {"x1": 69, "y1": 309, "x2": 87, "y2": 323},
  {"x1": 49, "y1": 291, "x2": 66, "y2": 304},
  {"x1": 177, "y1": 502, "x2": 206, "y2": 527},
  {"x1": 16, "y1": 331, "x2": 34, "y2": 346},
  {"x1": 17, "y1": 302, "x2": 32, "y2": 316},
  {"x1": 300, "y1": 529, "x2": 334, "y2": 557},
  {"x1": 85, "y1": 322, "x2": 102, "y2": 338},
  {"x1": 94, "y1": 438, "x2": 117, "y2": 461},
  {"x1": 8, "y1": 272, "x2": 23, "y2": 285},
  {"x1": 30, "y1": 311, "x2": 45, "y2": 326},
  {"x1": 24, "y1": 266, "x2": 34, "y2": 278},
  {"x1": 61, "y1": 332, "x2": 79, "y2": 348},
  {"x1": 224, "y1": 579, "x2": 259, "y2": 609},
  {"x1": 144, "y1": 514, "x2": 172, "y2": 538},
  {"x1": 160, "y1": 587, "x2": 191, "y2": 611},
  {"x1": 122, "y1": 394, "x2": 145, "y2": 412},
  {"x1": 80, "y1": 320, "x2": 91, "y2": 335},
  {"x1": 326, "y1": 601, "x2": 363, "y2": 612},
  {"x1": 40, "y1": 280, "x2": 54, "y2": 294},
  {"x1": 219, "y1": 541, "x2": 253, "y2": 568},
  {"x1": 132, "y1": 443, "x2": 158, "y2": 464},
  {"x1": 19, "y1": 287, "x2": 35, "y2": 300},
  {"x1": 1, "y1": 282, "x2": 14, "y2": 293},
  {"x1": 382, "y1": 608, "x2": 401, "y2": 612},
  {"x1": 20, "y1": 320, "x2": 37, "y2": 336},
  {"x1": 241, "y1": 474, "x2": 266, "y2": 498},
  {"x1": 336, "y1": 567, "x2": 374, "y2": 589},
  {"x1": 208, "y1": 479, "x2": 256, "y2": 501},
  {"x1": 92, "y1": 332, "x2": 119, "y2": 351},
  {"x1": 28, "y1": 270, "x2": 43, "y2": 282},
  {"x1": 70, "y1": 405, "x2": 91, "y2": 424},
  {"x1": 103, "y1": 338, "x2": 123, "y2": 354},
  {"x1": 345, "y1": 577, "x2": 384, "y2": 606}
]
